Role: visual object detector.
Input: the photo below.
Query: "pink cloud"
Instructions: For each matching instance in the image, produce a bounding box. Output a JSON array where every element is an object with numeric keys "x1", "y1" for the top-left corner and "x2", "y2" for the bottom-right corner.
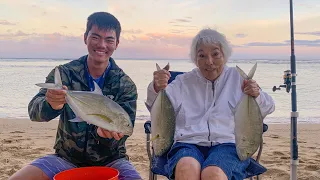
[
  {"x1": 0, "y1": 20, "x2": 16, "y2": 26},
  {"x1": 1, "y1": 31, "x2": 320, "y2": 60}
]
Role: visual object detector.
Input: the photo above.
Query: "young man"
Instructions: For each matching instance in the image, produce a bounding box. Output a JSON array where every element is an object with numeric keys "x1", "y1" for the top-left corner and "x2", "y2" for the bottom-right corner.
[{"x1": 9, "y1": 12, "x2": 142, "y2": 180}]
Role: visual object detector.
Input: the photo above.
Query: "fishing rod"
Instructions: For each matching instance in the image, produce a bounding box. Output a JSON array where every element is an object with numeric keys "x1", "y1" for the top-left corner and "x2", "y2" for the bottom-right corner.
[{"x1": 272, "y1": 0, "x2": 298, "y2": 179}]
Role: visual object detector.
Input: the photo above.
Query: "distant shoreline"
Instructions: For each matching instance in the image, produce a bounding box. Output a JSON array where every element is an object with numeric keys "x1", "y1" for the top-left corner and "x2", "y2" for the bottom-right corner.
[{"x1": 1, "y1": 57, "x2": 320, "y2": 61}]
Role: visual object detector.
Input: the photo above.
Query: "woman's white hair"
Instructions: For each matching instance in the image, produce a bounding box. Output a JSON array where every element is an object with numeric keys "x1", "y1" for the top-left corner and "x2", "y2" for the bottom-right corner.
[{"x1": 190, "y1": 28, "x2": 232, "y2": 65}]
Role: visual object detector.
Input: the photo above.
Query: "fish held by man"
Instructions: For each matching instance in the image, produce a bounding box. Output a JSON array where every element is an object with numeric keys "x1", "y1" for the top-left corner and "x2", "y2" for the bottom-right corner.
[
  {"x1": 228, "y1": 62, "x2": 264, "y2": 161},
  {"x1": 146, "y1": 63, "x2": 176, "y2": 156},
  {"x1": 35, "y1": 66, "x2": 133, "y2": 136}
]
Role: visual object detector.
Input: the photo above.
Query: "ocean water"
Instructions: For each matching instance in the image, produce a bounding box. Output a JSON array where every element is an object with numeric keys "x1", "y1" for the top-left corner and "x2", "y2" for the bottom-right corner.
[{"x1": 0, "y1": 58, "x2": 319, "y2": 124}]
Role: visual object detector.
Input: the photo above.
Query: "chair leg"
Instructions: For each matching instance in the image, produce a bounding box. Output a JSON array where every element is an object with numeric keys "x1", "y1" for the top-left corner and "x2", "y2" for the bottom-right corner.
[
  {"x1": 147, "y1": 133, "x2": 156, "y2": 180},
  {"x1": 254, "y1": 137, "x2": 264, "y2": 180},
  {"x1": 147, "y1": 134, "x2": 152, "y2": 161},
  {"x1": 149, "y1": 170, "x2": 157, "y2": 180}
]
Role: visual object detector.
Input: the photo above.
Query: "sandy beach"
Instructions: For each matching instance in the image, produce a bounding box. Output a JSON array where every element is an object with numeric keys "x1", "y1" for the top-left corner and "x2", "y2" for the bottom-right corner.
[{"x1": 0, "y1": 118, "x2": 319, "y2": 180}]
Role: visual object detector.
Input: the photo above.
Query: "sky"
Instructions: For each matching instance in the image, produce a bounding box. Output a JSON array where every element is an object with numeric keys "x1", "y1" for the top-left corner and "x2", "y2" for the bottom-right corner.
[{"x1": 0, "y1": 0, "x2": 320, "y2": 60}]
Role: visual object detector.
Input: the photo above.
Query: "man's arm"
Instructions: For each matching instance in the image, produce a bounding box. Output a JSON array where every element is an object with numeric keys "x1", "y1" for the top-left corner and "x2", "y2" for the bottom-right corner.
[{"x1": 117, "y1": 77, "x2": 138, "y2": 127}]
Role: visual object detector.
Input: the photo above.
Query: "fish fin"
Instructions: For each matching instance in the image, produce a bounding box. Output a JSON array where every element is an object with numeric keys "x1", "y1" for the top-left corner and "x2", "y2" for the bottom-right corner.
[
  {"x1": 54, "y1": 66, "x2": 63, "y2": 87},
  {"x1": 228, "y1": 101, "x2": 236, "y2": 115},
  {"x1": 92, "y1": 81, "x2": 103, "y2": 95},
  {"x1": 35, "y1": 83, "x2": 60, "y2": 89},
  {"x1": 236, "y1": 66, "x2": 249, "y2": 80},
  {"x1": 35, "y1": 66, "x2": 63, "y2": 90},
  {"x1": 147, "y1": 134, "x2": 160, "y2": 142},
  {"x1": 247, "y1": 62, "x2": 257, "y2": 79},
  {"x1": 87, "y1": 113, "x2": 113, "y2": 123},
  {"x1": 68, "y1": 117, "x2": 84, "y2": 122}
]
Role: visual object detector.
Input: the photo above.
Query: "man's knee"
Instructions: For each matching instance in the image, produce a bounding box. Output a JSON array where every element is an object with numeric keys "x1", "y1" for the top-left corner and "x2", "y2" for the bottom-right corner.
[
  {"x1": 175, "y1": 157, "x2": 201, "y2": 180},
  {"x1": 201, "y1": 166, "x2": 227, "y2": 180},
  {"x1": 8, "y1": 165, "x2": 49, "y2": 180}
]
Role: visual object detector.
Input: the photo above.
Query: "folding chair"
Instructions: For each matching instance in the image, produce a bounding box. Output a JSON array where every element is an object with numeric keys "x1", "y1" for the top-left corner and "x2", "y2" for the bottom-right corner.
[{"x1": 144, "y1": 71, "x2": 269, "y2": 180}]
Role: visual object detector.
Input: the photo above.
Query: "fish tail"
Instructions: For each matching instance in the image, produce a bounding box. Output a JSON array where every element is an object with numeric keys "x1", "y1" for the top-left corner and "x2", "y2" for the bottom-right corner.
[
  {"x1": 35, "y1": 83, "x2": 59, "y2": 89},
  {"x1": 156, "y1": 63, "x2": 161, "y2": 71},
  {"x1": 156, "y1": 63, "x2": 170, "y2": 71},
  {"x1": 163, "y1": 63, "x2": 170, "y2": 71},
  {"x1": 35, "y1": 66, "x2": 63, "y2": 90},
  {"x1": 54, "y1": 66, "x2": 63, "y2": 87},
  {"x1": 236, "y1": 66, "x2": 249, "y2": 79},
  {"x1": 247, "y1": 62, "x2": 257, "y2": 79}
]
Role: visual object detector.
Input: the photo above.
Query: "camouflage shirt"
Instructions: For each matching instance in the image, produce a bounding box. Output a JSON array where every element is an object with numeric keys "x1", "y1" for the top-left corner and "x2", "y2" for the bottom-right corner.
[{"x1": 28, "y1": 55, "x2": 137, "y2": 166}]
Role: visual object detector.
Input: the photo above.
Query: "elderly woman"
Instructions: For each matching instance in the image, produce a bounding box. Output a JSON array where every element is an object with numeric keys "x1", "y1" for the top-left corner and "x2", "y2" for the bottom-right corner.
[{"x1": 145, "y1": 28, "x2": 275, "y2": 180}]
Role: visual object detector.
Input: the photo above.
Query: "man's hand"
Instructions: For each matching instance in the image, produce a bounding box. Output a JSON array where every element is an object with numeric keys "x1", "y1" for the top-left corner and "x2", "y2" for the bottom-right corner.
[
  {"x1": 97, "y1": 127, "x2": 124, "y2": 141},
  {"x1": 45, "y1": 85, "x2": 68, "y2": 110},
  {"x1": 242, "y1": 79, "x2": 260, "y2": 98}
]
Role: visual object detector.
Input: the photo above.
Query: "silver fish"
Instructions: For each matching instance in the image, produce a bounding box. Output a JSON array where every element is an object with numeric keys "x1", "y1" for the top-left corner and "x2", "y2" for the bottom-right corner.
[
  {"x1": 36, "y1": 66, "x2": 133, "y2": 136},
  {"x1": 146, "y1": 63, "x2": 176, "y2": 156},
  {"x1": 228, "y1": 62, "x2": 264, "y2": 161}
]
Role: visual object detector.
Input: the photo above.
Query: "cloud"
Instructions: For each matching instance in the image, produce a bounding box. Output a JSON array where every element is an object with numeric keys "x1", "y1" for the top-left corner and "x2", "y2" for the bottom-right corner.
[
  {"x1": 285, "y1": 39, "x2": 320, "y2": 47},
  {"x1": 242, "y1": 39, "x2": 320, "y2": 47},
  {"x1": 0, "y1": 31, "x2": 33, "y2": 38},
  {"x1": 175, "y1": 18, "x2": 192, "y2": 23},
  {"x1": 0, "y1": 20, "x2": 16, "y2": 26},
  {"x1": 122, "y1": 29, "x2": 143, "y2": 34},
  {"x1": 1, "y1": 29, "x2": 319, "y2": 59},
  {"x1": 169, "y1": 29, "x2": 186, "y2": 34},
  {"x1": 0, "y1": 32, "x2": 85, "y2": 58},
  {"x1": 61, "y1": 26, "x2": 68, "y2": 29},
  {"x1": 235, "y1": 33, "x2": 247, "y2": 38},
  {"x1": 296, "y1": 31, "x2": 320, "y2": 36},
  {"x1": 244, "y1": 42, "x2": 288, "y2": 47},
  {"x1": 0, "y1": 31, "x2": 193, "y2": 59},
  {"x1": 169, "y1": 17, "x2": 193, "y2": 25},
  {"x1": 172, "y1": 25, "x2": 197, "y2": 28}
]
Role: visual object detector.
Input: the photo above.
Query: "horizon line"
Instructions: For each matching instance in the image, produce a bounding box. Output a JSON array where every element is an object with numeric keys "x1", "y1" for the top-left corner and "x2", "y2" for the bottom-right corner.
[{"x1": 1, "y1": 57, "x2": 319, "y2": 61}]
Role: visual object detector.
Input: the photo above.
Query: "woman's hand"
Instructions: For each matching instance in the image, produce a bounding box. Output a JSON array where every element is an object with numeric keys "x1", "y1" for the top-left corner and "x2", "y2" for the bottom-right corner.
[{"x1": 242, "y1": 79, "x2": 260, "y2": 97}]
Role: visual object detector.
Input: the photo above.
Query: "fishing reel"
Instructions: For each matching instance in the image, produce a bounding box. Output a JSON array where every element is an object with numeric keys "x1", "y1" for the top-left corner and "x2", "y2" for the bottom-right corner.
[{"x1": 272, "y1": 70, "x2": 292, "y2": 93}]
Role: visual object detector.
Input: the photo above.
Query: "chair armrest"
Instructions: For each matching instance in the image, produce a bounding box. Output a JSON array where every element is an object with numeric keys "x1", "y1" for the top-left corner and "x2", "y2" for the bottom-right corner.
[
  {"x1": 144, "y1": 120, "x2": 151, "y2": 134},
  {"x1": 144, "y1": 121, "x2": 267, "y2": 133}
]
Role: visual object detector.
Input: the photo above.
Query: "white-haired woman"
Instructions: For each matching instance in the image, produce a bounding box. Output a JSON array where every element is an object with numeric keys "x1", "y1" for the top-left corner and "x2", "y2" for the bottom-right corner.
[{"x1": 146, "y1": 28, "x2": 275, "y2": 180}]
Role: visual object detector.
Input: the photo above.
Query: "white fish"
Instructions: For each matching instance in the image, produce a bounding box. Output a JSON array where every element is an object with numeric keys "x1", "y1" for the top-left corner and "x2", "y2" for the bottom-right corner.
[
  {"x1": 228, "y1": 62, "x2": 264, "y2": 161},
  {"x1": 36, "y1": 66, "x2": 133, "y2": 136},
  {"x1": 146, "y1": 63, "x2": 176, "y2": 156}
]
